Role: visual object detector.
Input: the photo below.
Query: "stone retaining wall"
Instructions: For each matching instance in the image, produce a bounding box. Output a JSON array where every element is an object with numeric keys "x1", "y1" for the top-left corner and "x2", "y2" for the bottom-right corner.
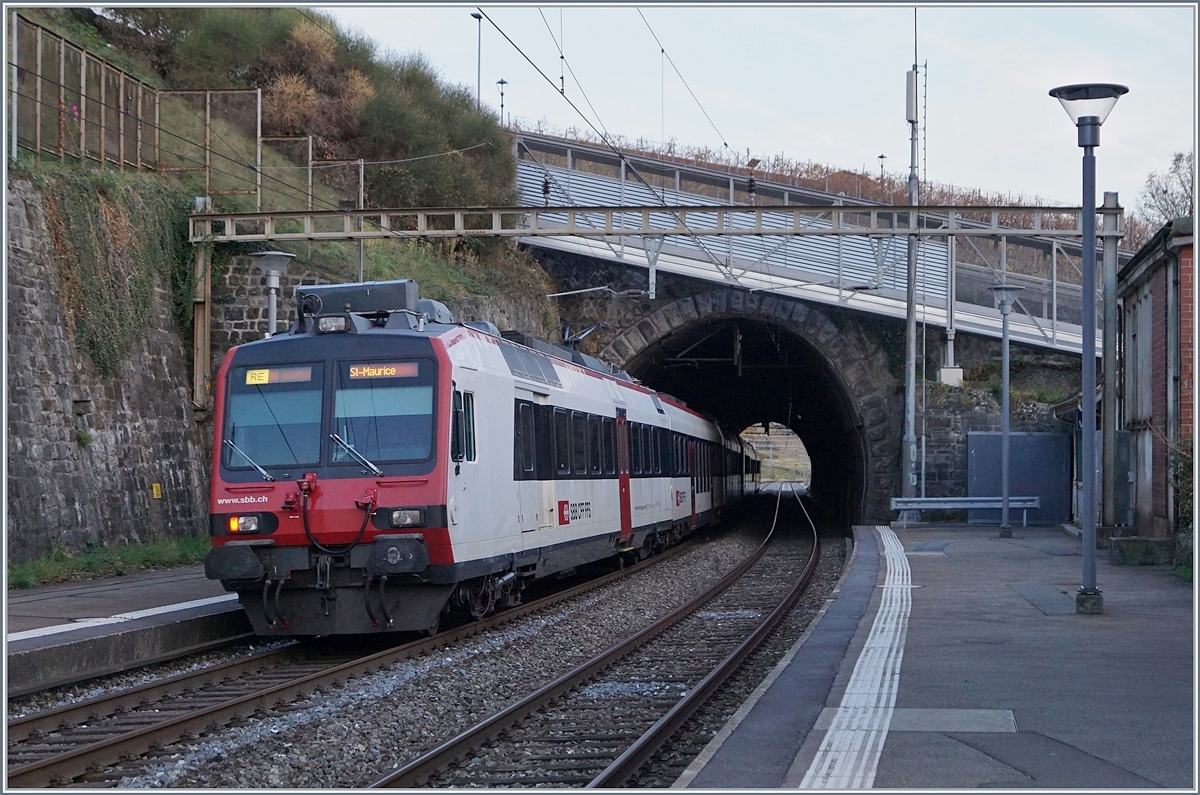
[{"x1": 6, "y1": 180, "x2": 208, "y2": 563}]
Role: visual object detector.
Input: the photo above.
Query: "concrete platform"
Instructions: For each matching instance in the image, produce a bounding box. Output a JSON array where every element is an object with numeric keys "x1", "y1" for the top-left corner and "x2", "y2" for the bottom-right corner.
[
  {"x1": 676, "y1": 524, "x2": 1194, "y2": 789},
  {"x1": 6, "y1": 566, "x2": 251, "y2": 696}
]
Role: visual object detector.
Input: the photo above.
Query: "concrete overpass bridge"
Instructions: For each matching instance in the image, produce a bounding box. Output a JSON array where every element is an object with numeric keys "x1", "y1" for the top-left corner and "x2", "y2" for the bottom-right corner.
[{"x1": 188, "y1": 132, "x2": 1128, "y2": 524}]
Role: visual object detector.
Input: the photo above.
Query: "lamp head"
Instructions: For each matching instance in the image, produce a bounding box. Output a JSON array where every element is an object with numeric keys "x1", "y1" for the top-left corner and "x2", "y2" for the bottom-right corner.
[
  {"x1": 248, "y1": 250, "x2": 296, "y2": 276},
  {"x1": 1048, "y1": 83, "x2": 1128, "y2": 126},
  {"x1": 989, "y1": 284, "x2": 1025, "y2": 314},
  {"x1": 471, "y1": 12, "x2": 482, "y2": 20}
]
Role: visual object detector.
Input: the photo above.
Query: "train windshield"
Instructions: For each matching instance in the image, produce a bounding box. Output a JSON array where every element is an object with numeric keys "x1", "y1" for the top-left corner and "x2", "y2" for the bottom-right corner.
[
  {"x1": 333, "y1": 359, "x2": 435, "y2": 464},
  {"x1": 225, "y1": 364, "x2": 324, "y2": 468}
]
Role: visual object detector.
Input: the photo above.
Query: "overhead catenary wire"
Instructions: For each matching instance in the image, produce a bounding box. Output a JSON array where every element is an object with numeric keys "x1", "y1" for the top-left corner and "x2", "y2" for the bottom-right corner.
[
  {"x1": 536, "y1": 8, "x2": 565, "y2": 94},
  {"x1": 533, "y1": 7, "x2": 616, "y2": 149},
  {"x1": 476, "y1": 7, "x2": 745, "y2": 286},
  {"x1": 271, "y1": 142, "x2": 494, "y2": 170},
  {"x1": 636, "y1": 9, "x2": 730, "y2": 153}
]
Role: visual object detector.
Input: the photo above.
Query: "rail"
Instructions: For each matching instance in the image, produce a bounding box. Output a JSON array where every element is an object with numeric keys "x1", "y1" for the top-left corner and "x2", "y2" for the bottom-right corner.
[
  {"x1": 371, "y1": 485, "x2": 819, "y2": 788},
  {"x1": 5, "y1": 540, "x2": 695, "y2": 788}
]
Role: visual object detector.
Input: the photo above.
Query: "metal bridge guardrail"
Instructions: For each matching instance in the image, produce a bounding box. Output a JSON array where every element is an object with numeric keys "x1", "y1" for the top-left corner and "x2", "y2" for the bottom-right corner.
[
  {"x1": 186, "y1": 197, "x2": 1103, "y2": 355},
  {"x1": 510, "y1": 146, "x2": 1116, "y2": 356}
]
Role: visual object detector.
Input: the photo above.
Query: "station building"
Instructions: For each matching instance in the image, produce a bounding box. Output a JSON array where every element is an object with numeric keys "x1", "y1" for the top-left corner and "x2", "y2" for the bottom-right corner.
[{"x1": 1118, "y1": 216, "x2": 1193, "y2": 539}]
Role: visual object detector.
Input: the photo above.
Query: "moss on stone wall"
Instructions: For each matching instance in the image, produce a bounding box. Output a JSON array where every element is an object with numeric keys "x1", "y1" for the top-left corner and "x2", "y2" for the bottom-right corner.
[{"x1": 33, "y1": 166, "x2": 193, "y2": 376}]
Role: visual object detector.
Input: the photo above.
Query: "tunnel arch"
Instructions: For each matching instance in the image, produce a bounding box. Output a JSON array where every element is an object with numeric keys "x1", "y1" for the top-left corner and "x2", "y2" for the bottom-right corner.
[{"x1": 598, "y1": 288, "x2": 900, "y2": 526}]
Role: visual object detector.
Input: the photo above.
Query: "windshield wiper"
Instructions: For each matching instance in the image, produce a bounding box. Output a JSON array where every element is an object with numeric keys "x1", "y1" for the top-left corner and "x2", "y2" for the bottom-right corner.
[
  {"x1": 330, "y1": 433, "x2": 384, "y2": 476},
  {"x1": 224, "y1": 439, "x2": 276, "y2": 482}
]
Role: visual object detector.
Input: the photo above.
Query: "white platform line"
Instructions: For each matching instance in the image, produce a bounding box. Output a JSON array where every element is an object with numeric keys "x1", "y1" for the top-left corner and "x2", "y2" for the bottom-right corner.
[
  {"x1": 799, "y1": 525, "x2": 912, "y2": 789},
  {"x1": 7, "y1": 594, "x2": 239, "y2": 642}
]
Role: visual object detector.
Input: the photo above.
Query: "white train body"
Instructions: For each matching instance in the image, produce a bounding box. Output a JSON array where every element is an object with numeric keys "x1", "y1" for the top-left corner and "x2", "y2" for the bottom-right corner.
[{"x1": 205, "y1": 280, "x2": 759, "y2": 636}]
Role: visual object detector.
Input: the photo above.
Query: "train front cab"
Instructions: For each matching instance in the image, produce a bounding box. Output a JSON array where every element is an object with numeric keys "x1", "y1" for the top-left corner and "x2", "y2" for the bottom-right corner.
[{"x1": 204, "y1": 330, "x2": 459, "y2": 637}]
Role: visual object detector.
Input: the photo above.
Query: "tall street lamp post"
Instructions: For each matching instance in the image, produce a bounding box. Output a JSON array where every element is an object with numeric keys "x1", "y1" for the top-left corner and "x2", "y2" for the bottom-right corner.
[
  {"x1": 497, "y1": 78, "x2": 508, "y2": 127},
  {"x1": 1048, "y1": 82, "x2": 1127, "y2": 615},
  {"x1": 990, "y1": 284, "x2": 1024, "y2": 538},
  {"x1": 901, "y1": 65, "x2": 919, "y2": 519},
  {"x1": 471, "y1": 12, "x2": 482, "y2": 109}
]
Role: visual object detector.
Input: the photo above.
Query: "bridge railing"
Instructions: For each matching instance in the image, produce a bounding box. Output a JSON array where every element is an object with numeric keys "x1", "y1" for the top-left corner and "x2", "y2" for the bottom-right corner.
[{"x1": 512, "y1": 148, "x2": 1119, "y2": 354}]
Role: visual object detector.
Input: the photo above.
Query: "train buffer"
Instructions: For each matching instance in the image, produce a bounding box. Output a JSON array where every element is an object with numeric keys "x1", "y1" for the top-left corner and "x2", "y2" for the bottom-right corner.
[{"x1": 890, "y1": 495, "x2": 1041, "y2": 529}]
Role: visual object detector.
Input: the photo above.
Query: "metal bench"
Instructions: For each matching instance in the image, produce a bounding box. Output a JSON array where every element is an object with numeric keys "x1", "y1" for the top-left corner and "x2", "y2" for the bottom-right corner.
[{"x1": 889, "y1": 496, "x2": 1041, "y2": 529}]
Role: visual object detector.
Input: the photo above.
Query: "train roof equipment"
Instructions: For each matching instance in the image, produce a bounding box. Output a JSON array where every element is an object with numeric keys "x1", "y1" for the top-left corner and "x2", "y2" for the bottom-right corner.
[{"x1": 290, "y1": 278, "x2": 640, "y2": 383}]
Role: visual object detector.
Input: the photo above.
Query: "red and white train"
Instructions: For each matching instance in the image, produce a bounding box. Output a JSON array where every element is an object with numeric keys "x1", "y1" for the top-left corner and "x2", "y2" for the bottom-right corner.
[{"x1": 204, "y1": 279, "x2": 760, "y2": 636}]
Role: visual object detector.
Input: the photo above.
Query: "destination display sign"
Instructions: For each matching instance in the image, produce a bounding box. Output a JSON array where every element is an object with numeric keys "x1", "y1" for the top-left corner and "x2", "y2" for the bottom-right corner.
[
  {"x1": 245, "y1": 366, "x2": 313, "y2": 385},
  {"x1": 348, "y1": 362, "x2": 419, "y2": 379}
]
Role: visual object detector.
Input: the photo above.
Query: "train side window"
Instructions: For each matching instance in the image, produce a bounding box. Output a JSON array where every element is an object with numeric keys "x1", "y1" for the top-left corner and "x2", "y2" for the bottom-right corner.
[
  {"x1": 553, "y1": 408, "x2": 571, "y2": 477},
  {"x1": 630, "y1": 423, "x2": 642, "y2": 475},
  {"x1": 452, "y1": 390, "x2": 464, "y2": 462},
  {"x1": 572, "y1": 411, "x2": 588, "y2": 475},
  {"x1": 464, "y1": 392, "x2": 476, "y2": 462},
  {"x1": 642, "y1": 425, "x2": 652, "y2": 474},
  {"x1": 517, "y1": 402, "x2": 535, "y2": 475},
  {"x1": 588, "y1": 416, "x2": 602, "y2": 475},
  {"x1": 602, "y1": 418, "x2": 616, "y2": 474}
]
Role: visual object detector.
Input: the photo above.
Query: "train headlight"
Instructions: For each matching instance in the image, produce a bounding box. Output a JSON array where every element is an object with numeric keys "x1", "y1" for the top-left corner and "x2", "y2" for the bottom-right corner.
[
  {"x1": 316, "y1": 315, "x2": 349, "y2": 333},
  {"x1": 229, "y1": 515, "x2": 260, "y2": 533},
  {"x1": 389, "y1": 508, "x2": 425, "y2": 528}
]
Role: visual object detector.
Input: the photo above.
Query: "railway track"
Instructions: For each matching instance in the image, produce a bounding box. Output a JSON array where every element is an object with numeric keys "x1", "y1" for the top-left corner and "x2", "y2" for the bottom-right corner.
[
  {"x1": 371, "y1": 484, "x2": 817, "y2": 788},
  {"x1": 5, "y1": 536, "x2": 702, "y2": 788}
]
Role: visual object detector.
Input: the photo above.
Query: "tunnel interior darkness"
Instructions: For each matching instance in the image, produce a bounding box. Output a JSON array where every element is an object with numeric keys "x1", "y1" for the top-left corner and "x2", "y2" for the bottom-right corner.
[{"x1": 624, "y1": 318, "x2": 867, "y2": 529}]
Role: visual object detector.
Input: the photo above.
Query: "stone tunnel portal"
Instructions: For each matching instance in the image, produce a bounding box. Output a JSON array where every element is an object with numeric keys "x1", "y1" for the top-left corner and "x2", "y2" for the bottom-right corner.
[{"x1": 612, "y1": 310, "x2": 887, "y2": 530}]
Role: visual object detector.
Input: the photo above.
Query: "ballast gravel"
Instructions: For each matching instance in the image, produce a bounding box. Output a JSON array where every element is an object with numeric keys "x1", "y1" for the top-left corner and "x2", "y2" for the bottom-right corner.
[{"x1": 114, "y1": 526, "x2": 763, "y2": 788}]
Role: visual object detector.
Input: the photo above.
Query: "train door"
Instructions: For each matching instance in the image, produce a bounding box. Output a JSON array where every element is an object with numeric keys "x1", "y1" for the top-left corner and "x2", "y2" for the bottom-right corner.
[
  {"x1": 615, "y1": 409, "x2": 632, "y2": 542},
  {"x1": 515, "y1": 390, "x2": 553, "y2": 540},
  {"x1": 687, "y1": 439, "x2": 698, "y2": 529}
]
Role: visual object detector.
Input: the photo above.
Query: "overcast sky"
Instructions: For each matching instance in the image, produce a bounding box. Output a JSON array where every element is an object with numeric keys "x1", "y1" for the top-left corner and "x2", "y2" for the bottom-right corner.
[{"x1": 318, "y1": 4, "x2": 1196, "y2": 210}]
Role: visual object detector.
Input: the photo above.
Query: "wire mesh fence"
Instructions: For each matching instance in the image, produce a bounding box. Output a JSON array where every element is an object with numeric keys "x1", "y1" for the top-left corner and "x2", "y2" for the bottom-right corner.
[{"x1": 11, "y1": 13, "x2": 157, "y2": 170}]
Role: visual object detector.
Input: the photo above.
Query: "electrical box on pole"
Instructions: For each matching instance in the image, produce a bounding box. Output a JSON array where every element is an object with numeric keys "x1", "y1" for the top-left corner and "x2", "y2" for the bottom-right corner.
[{"x1": 906, "y1": 69, "x2": 919, "y2": 123}]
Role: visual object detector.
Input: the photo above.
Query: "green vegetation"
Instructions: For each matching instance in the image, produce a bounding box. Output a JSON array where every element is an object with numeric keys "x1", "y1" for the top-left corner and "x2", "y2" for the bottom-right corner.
[
  {"x1": 7, "y1": 537, "x2": 211, "y2": 589},
  {"x1": 12, "y1": 8, "x2": 548, "y2": 374},
  {"x1": 962, "y1": 360, "x2": 1073, "y2": 407},
  {"x1": 18, "y1": 160, "x2": 194, "y2": 376},
  {"x1": 1173, "y1": 439, "x2": 1192, "y2": 582},
  {"x1": 70, "y1": 7, "x2": 516, "y2": 209}
]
